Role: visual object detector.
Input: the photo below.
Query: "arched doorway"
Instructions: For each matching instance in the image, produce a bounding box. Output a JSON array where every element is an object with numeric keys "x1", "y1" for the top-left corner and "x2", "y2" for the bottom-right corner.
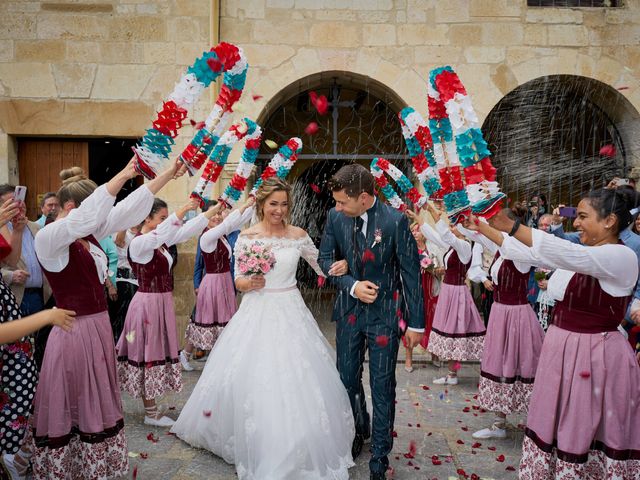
[
  {"x1": 255, "y1": 72, "x2": 409, "y2": 287},
  {"x1": 482, "y1": 75, "x2": 640, "y2": 209}
]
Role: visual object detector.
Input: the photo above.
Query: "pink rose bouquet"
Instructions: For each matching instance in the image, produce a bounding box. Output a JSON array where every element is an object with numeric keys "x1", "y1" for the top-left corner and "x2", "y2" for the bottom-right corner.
[{"x1": 236, "y1": 242, "x2": 276, "y2": 276}]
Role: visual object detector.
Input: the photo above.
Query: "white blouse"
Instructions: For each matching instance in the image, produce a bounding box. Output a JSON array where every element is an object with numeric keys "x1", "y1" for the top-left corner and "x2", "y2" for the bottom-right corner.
[
  {"x1": 459, "y1": 228, "x2": 531, "y2": 285},
  {"x1": 129, "y1": 212, "x2": 209, "y2": 265},
  {"x1": 35, "y1": 184, "x2": 154, "y2": 274},
  {"x1": 501, "y1": 228, "x2": 637, "y2": 300},
  {"x1": 427, "y1": 219, "x2": 472, "y2": 265},
  {"x1": 200, "y1": 206, "x2": 254, "y2": 255}
]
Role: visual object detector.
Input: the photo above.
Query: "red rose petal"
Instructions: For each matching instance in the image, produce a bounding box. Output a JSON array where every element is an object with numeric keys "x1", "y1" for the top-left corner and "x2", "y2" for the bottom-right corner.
[
  {"x1": 472, "y1": 442, "x2": 482, "y2": 448},
  {"x1": 457, "y1": 468, "x2": 468, "y2": 478},
  {"x1": 393, "y1": 290, "x2": 399, "y2": 301},
  {"x1": 362, "y1": 248, "x2": 375, "y2": 263},
  {"x1": 456, "y1": 439, "x2": 464, "y2": 444},
  {"x1": 496, "y1": 454, "x2": 505, "y2": 462},
  {"x1": 599, "y1": 144, "x2": 617, "y2": 158},
  {"x1": 132, "y1": 465, "x2": 138, "y2": 479},
  {"x1": 617, "y1": 86, "x2": 629, "y2": 91},
  {"x1": 309, "y1": 183, "x2": 321, "y2": 194},
  {"x1": 392, "y1": 430, "x2": 398, "y2": 437},
  {"x1": 431, "y1": 455, "x2": 442, "y2": 465},
  {"x1": 471, "y1": 474, "x2": 480, "y2": 480},
  {"x1": 506, "y1": 465, "x2": 516, "y2": 471},
  {"x1": 461, "y1": 426, "x2": 469, "y2": 431},
  {"x1": 317, "y1": 276, "x2": 326, "y2": 288},
  {"x1": 422, "y1": 385, "x2": 430, "y2": 390},
  {"x1": 579, "y1": 371, "x2": 591, "y2": 378},
  {"x1": 463, "y1": 407, "x2": 470, "y2": 412},
  {"x1": 202, "y1": 410, "x2": 212, "y2": 417},
  {"x1": 252, "y1": 94, "x2": 263, "y2": 101},
  {"x1": 146, "y1": 433, "x2": 159, "y2": 443},
  {"x1": 488, "y1": 446, "x2": 497, "y2": 451},
  {"x1": 304, "y1": 122, "x2": 319, "y2": 135},
  {"x1": 139, "y1": 452, "x2": 149, "y2": 459},
  {"x1": 376, "y1": 335, "x2": 389, "y2": 347}
]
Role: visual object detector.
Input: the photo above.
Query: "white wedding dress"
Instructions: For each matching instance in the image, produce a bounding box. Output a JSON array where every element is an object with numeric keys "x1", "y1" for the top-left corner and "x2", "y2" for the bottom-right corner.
[{"x1": 171, "y1": 234, "x2": 355, "y2": 480}]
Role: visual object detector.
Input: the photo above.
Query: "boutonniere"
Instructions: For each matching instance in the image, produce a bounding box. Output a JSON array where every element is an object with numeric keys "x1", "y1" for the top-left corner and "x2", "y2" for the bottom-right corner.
[{"x1": 371, "y1": 228, "x2": 382, "y2": 248}]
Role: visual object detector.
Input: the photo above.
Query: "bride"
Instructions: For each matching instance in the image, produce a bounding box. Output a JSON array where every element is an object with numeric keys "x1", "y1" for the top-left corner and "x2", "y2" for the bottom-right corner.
[{"x1": 171, "y1": 177, "x2": 355, "y2": 479}]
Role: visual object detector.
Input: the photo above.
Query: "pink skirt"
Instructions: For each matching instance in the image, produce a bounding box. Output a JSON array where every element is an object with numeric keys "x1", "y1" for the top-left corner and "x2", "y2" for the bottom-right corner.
[
  {"x1": 29, "y1": 311, "x2": 128, "y2": 479},
  {"x1": 428, "y1": 283, "x2": 485, "y2": 361},
  {"x1": 519, "y1": 325, "x2": 640, "y2": 478},
  {"x1": 116, "y1": 291, "x2": 182, "y2": 399},
  {"x1": 185, "y1": 272, "x2": 237, "y2": 350},
  {"x1": 478, "y1": 302, "x2": 545, "y2": 415}
]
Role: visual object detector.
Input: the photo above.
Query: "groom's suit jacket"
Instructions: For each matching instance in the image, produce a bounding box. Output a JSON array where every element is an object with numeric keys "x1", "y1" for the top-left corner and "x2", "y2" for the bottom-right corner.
[{"x1": 319, "y1": 200, "x2": 424, "y2": 330}]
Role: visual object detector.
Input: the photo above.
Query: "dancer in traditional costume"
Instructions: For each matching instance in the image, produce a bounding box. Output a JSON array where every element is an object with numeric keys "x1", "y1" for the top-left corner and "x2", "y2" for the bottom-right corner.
[
  {"x1": 180, "y1": 198, "x2": 254, "y2": 371},
  {"x1": 468, "y1": 189, "x2": 640, "y2": 479},
  {"x1": 407, "y1": 203, "x2": 485, "y2": 385},
  {"x1": 459, "y1": 215, "x2": 544, "y2": 440},
  {"x1": 116, "y1": 197, "x2": 220, "y2": 427},
  {"x1": 30, "y1": 160, "x2": 179, "y2": 479}
]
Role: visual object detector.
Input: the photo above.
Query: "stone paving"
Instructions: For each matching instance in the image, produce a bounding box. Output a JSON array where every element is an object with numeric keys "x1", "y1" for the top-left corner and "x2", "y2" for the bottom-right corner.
[{"x1": 121, "y1": 297, "x2": 525, "y2": 480}]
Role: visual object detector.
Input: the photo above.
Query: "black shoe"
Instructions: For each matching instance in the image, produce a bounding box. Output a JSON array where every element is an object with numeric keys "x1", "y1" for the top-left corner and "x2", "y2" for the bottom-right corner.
[
  {"x1": 352, "y1": 433, "x2": 365, "y2": 460},
  {"x1": 370, "y1": 472, "x2": 386, "y2": 480}
]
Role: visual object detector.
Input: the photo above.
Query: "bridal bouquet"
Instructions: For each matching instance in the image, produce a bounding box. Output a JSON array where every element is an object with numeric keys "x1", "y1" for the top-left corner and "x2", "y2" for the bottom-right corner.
[{"x1": 236, "y1": 242, "x2": 277, "y2": 276}]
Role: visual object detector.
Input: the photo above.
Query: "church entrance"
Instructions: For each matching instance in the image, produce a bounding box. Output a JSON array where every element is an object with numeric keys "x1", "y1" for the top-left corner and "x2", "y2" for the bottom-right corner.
[{"x1": 254, "y1": 72, "x2": 410, "y2": 288}]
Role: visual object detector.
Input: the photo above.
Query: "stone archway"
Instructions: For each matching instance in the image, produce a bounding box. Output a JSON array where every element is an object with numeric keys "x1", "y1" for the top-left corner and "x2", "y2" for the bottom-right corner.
[
  {"x1": 253, "y1": 71, "x2": 409, "y2": 287},
  {"x1": 482, "y1": 74, "x2": 640, "y2": 208}
]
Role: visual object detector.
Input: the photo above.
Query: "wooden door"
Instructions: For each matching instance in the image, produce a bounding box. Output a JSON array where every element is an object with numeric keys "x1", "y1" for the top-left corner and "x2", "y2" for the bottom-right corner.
[{"x1": 17, "y1": 139, "x2": 89, "y2": 220}]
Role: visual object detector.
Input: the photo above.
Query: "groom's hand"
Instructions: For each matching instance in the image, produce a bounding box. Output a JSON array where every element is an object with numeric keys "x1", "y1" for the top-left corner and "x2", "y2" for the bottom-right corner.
[
  {"x1": 354, "y1": 281, "x2": 379, "y2": 304},
  {"x1": 404, "y1": 330, "x2": 423, "y2": 349}
]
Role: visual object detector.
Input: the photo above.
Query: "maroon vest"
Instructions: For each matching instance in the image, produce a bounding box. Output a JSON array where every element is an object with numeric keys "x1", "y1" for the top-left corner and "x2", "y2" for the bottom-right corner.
[
  {"x1": 443, "y1": 248, "x2": 469, "y2": 286},
  {"x1": 202, "y1": 237, "x2": 231, "y2": 274},
  {"x1": 130, "y1": 247, "x2": 174, "y2": 293},
  {"x1": 492, "y1": 254, "x2": 530, "y2": 305},
  {"x1": 42, "y1": 235, "x2": 108, "y2": 316},
  {"x1": 552, "y1": 272, "x2": 631, "y2": 334}
]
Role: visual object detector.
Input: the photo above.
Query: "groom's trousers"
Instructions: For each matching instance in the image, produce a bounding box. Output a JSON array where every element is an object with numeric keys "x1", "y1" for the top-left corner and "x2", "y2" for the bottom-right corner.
[{"x1": 336, "y1": 308, "x2": 400, "y2": 475}]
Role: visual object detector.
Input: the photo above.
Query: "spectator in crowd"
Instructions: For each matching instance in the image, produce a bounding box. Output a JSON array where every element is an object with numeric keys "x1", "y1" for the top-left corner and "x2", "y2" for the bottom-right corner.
[
  {"x1": 0, "y1": 185, "x2": 52, "y2": 319},
  {"x1": 35, "y1": 192, "x2": 59, "y2": 227}
]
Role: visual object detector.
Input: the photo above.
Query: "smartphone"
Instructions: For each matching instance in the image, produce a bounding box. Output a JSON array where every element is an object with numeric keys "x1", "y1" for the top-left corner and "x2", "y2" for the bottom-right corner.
[
  {"x1": 558, "y1": 206, "x2": 577, "y2": 218},
  {"x1": 13, "y1": 185, "x2": 26, "y2": 203},
  {"x1": 617, "y1": 178, "x2": 631, "y2": 187}
]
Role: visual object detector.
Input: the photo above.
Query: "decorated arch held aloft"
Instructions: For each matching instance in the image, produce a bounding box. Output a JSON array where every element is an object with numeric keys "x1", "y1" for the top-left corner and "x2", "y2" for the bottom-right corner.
[
  {"x1": 370, "y1": 157, "x2": 427, "y2": 212},
  {"x1": 133, "y1": 42, "x2": 248, "y2": 179},
  {"x1": 191, "y1": 118, "x2": 258, "y2": 207},
  {"x1": 427, "y1": 66, "x2": 505, "y2": 223},
  {"x1": 250, "y1": 138, "x2": 302, "y2": 196}
]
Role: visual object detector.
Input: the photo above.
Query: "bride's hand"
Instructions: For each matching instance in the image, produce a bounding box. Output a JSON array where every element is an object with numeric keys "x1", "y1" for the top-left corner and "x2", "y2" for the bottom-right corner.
[
  {"x1": 249, "y1": 275, "x2": 266, "y2": 291},
  {"x1": 328, "y1": 259, "x2": 348, "y2": 276}
]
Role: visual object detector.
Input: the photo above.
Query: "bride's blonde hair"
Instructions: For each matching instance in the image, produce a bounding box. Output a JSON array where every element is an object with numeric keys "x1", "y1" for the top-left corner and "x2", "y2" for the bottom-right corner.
[{"x1": 255, "y1": 177, "x2": 292, "y2": 224}]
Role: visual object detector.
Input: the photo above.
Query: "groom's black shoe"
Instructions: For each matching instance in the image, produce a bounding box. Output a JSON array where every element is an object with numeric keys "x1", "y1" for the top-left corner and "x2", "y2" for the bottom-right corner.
[
  {"x1": 352, "y1": 433, "x2": 365, "y2": 460},
  {"x1": 370, "y1": 472, "x2": 386, "y2": 480}
]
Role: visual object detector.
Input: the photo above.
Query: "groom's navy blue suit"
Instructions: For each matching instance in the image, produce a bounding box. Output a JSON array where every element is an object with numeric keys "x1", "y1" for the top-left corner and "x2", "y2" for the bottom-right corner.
[{"x1": 319, "y1": 199, "x2": 424, "y2": 474}]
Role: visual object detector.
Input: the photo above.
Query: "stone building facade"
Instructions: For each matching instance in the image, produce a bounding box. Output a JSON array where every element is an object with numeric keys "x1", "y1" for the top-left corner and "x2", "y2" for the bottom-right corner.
[{"x1": 1, "y1": 0, "x2": 639, "y2": 335}]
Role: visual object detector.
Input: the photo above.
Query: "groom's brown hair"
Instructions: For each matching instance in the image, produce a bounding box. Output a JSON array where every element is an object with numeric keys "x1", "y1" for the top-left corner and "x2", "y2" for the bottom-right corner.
[{"x1": 328, "y1": 163, "x2": 375, "y2": 198}]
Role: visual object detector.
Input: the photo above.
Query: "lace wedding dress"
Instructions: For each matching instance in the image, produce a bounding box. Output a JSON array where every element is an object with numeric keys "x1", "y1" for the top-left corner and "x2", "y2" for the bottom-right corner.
[{"x1": 171, "y1": 234, "x2": 355, "y2": 480}]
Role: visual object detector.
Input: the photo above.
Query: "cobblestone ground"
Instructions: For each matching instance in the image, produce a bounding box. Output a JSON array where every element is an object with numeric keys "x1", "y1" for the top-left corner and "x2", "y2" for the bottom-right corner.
[{"x1": 121, "y1": 297, "x2": 525, "y2": 480}]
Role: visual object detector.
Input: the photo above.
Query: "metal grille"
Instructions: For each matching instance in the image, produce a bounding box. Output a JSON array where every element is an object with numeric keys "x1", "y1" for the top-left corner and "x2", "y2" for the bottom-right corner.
[{"x1": 527, "y1": 0, "x2": 620, "y2": 7}]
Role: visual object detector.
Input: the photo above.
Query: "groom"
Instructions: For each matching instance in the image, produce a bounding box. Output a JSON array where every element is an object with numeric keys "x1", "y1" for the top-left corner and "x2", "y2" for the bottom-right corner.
[{"x1": 319, "y1": 163, "x2": 424, "y2": 480}]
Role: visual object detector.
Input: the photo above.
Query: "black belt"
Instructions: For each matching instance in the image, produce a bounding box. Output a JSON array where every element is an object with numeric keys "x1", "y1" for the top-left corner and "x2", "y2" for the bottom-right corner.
[{"x1": 116, "y1": 268, "x2": 136, "y2": 280}]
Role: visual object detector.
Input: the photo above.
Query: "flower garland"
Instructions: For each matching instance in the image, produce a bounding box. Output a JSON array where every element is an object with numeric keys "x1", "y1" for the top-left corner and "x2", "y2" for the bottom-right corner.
[
  {"x1": 219, "y1": 121, "x2": 263, "y2": 208},
  {"x1": 370, "y1": 157, "x2": 426, "y2": 212},
  {"x1": 398, "y1": 107, "x2": 441, "y2": 198},
  {"x1": 133, "y1": 42, "x2": 248, "y2": 179},
  {"x1": 428, "y1": 66, "x2": 505, "y2": 223},
  {"x1": 191, "y1": 119, "x2": 256, "y2": 207},
  {"x1": 250, "y1": 138, "x2": 302, "y2": 195}
]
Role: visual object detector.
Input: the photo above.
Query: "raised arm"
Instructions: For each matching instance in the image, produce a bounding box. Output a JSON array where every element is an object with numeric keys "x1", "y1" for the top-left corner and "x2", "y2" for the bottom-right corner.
[
  {"x1": 200, "y1": 199, "x2": 255, "y2": 253},
  {"x1": 35, "y1": 185, "x2": 117, "y2": 272},
  {"x1": 434, "y1": 219, "x2": 471, "y2": 263}
]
